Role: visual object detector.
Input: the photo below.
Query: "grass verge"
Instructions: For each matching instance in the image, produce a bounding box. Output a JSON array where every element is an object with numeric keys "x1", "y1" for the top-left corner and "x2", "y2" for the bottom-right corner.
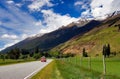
[
  {"x1": 31, "y1": 60, "x2": 63, "y2": 79},
  {"x1": 0, "y1": 58, "x2": 35, "y2": 66},
  {"x1": 31, "y1": 57, "x2": 120, "y2": 79}
]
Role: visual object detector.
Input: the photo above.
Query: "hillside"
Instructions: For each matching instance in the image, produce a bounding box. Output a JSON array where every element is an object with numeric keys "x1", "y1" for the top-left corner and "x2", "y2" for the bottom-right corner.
[
  {"x1": 1, "y1": 20, "x2": 101, "y2": 53},
  {"x1": 51, "y1": 14, "x2": 120, "y2": 56}
]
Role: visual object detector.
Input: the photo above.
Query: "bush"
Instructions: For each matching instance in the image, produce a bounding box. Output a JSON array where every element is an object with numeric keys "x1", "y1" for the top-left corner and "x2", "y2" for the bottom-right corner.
[{"x1": 33, "y1": 53, "x2": 41, "y2": 60}]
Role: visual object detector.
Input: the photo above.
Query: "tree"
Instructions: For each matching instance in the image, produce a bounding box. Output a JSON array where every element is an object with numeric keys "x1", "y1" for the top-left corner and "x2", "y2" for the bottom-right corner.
[
  {"x1": 1, "y1": 54, "x2": 5, "y2": 61},
  {"x1": 7, "y1": 48, "x2": 21, "y2": 59},
  {"x1": 102, "y1": 45, "x2": 107, "y2": 57},
  {"x1": 82, "y1": 48, "x2": 88, "y2": 57},
  {"x1": 21, "y1": 49, "x2": 29, "y2": 55},
  {"x1": 35, "y1": 46, "x2": 39, "y2": 53},
  {"x1": 106, "y1": 44, "x2": 110, "y2": 57},
  {"x1": 33, "y1": 53, "x2": 41, "y2": 60},
  {"x1": 102, "y1": 44, "x2": 111, "y2": 57},
  {"x1": 14, "y1": 48, "x2": 21, "y2": 59},
  {"x1": 29, "y1": 52, "x2": 34, "y2": 57}
]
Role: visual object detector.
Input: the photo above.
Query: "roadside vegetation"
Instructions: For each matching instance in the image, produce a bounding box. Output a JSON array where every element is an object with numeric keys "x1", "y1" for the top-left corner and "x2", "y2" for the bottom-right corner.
[
  {"x1": 32, "y1": 56, "x2": 120, "y2": 79},
  {"x1": 0, "y1": 58, "x2": 35, "y2": 66},
  {"x1": 32, "y1": 43, "x2": 120, "y2": 79},
  {"x1": 32, "y1": 60, "x2": 63, "y2": 79},
  {"x1": 0, "y1": 47, "x2": 50, "y2": 65}
]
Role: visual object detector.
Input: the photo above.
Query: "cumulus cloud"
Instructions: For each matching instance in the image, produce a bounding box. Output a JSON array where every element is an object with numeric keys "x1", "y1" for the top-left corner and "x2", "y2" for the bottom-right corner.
[
  {"x1": 28, "y1": 0, "x2": 54, "y2": 11},
  {"x1": 0, "y1": 2, "x2": 43, "y2": 50},
  {"x1": 111, "y1": 0, "x2": 120, "y2": 11},
  {"x1": 74, "y1": 1, "x2": 83, "y2": 6},
  {"x1": 74, "y1": 0, "x2": 91, "y2": 13},
  {"x1": 15, "y1": 3, "x2": 23, "y2": 7},
  {"x1": 40, "y1": 9, "x2": 79, "y2": 33},
  {"x1": 0, "y1": 3, "x2": 41, "y2": 35},
  {"x1": 6, "y1": 0, "x2": 14, "y2": 4},
  {"x1": 1, "y1": 34, "x2": 18, "y2": 39},
  {"x1": 80, "y1": 0, "x2": 120, "y2": 19},
  {"x1": 21, "y1": 34, "x2": 28, "y2": 39},
  {"x1": 90, "y1": 0, "x2": 113, "y2": 19},
  {"x1": 34, "y1": 21, "x2": 42, "y2": 26}
]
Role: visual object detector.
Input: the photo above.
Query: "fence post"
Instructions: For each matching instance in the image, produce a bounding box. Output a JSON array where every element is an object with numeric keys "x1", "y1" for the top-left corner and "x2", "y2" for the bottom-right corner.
[{"x1": 103, "y1": 55, "x2": 106, "y2": 75}]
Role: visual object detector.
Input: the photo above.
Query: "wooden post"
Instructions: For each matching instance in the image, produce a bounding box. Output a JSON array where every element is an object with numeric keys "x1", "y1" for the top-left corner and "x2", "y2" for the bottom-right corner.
[{"x1": 103, "y1": 55, "x2": 106, "y2": 75}]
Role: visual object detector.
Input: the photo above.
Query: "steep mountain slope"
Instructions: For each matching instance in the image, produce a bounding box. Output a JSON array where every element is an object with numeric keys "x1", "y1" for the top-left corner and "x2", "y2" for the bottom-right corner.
[
  {"x1": 52, "y1": 14, "x2": 120, "y2": 56},
  {"x1": 2, "y1": 20, "x2": 101, "y2": 53}
]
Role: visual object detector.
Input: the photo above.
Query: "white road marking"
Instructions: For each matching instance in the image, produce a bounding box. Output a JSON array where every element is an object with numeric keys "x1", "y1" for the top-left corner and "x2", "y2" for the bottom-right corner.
[{"x1": 24, "y1": 61, "x2": 52, "y2": 79}]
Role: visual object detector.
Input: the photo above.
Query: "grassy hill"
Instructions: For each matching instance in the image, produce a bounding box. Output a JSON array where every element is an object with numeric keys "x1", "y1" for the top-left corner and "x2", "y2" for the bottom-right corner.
[{"x1": 52, "y1": 15, "x2": 120, "y2": 56}]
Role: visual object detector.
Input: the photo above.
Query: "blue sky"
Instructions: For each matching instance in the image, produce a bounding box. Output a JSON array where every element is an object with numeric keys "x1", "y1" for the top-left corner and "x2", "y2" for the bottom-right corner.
[{"x1": 0, "y1": 0, "x2": 120, "y2": 51}]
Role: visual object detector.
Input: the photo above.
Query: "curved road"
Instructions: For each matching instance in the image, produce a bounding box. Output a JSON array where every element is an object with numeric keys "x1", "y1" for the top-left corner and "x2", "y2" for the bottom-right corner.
[{"x1": 0, "y1": 59, "x2": 52, "y2": 79}]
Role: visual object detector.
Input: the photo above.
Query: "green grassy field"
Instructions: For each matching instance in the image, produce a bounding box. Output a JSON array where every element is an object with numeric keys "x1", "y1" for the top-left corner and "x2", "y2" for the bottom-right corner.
[
  {"x1": 0, "y1": 58, "x2": 35, "y2": 66},
  {"x1": 32, "y1": 56, "x2": 120, "y2": 79}
]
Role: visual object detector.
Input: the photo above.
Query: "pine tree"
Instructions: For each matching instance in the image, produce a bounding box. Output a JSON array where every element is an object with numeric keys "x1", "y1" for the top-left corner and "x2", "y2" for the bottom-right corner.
[
  {"x1": 82, "y1": 48, "x2": 88, "y2": 57},
  {"x1": 102, "y1": 45, "x2": 107, "y2": 57},
  {"x1": 102, "y1": 44, "x2": 111, "y2": 57},
  {"x1": 106, "y1": 44, "x2": 110, "y2": 57}
]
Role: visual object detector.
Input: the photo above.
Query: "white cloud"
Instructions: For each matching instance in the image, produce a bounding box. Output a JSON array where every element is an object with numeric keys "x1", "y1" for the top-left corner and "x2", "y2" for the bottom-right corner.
[
  {"x1": 74, "y1": 1, "x2": 83, "y2": 6},
  {"x1": 15, "y1": 3, "x2": 23, "y2": 7},
  {"x1": 81, "y1": 9, "x2": 92, "y2": 19},
  {"x1": 21, "y1": 34, "x2": 28, "y2": 39},
  {"x1": 0, "y1": 4, "x2": 41, "y2": 35},
  {"x1": 74, "y1": 0, "x2": 91, "y2": 12},
  {"x1": 81, "y1": 0, "x2": 120, "y2": 19},
  {"x1": 28, "y1": 0, "x2": 54, "y2": 11},
  {"x1": 1, "y1": 34, "x2": 18, "y2": 39},
  {"x1": 90, "y1": 0, "x2": 113, "y2": 19},
  {"x1": 6, "y1": 0, "x2": 14, "y2": 4},
  {"x1": 34, "y1": 21, "x2": 42, "y2": 26},
  {"x1": 40, "y1": 9, "x2": 79, "y2": 33},
  {"x1": 0, "y1": 2, "x2": 43, "y2": 51},
  {"x1": 111, "y1": 0, "x2": 120, "y2": 11}
]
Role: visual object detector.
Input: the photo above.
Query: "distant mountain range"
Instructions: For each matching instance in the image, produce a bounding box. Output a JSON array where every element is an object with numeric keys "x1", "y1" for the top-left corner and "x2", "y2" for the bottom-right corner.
[{"x1": 1, "y1": 11, "x2": 120, "y2": 54}]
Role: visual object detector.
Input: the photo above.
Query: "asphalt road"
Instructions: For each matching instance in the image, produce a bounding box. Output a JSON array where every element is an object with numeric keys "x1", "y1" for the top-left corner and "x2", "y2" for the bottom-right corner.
[{"x1": 0, "y1": 59, "x2": 52, "y2": 79}]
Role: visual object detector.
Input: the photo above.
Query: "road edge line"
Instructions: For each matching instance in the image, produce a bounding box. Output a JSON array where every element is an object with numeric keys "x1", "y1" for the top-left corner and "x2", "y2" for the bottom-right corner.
[{"x1": 24, "y1": 60, "x2": 52, "y2": 79}]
